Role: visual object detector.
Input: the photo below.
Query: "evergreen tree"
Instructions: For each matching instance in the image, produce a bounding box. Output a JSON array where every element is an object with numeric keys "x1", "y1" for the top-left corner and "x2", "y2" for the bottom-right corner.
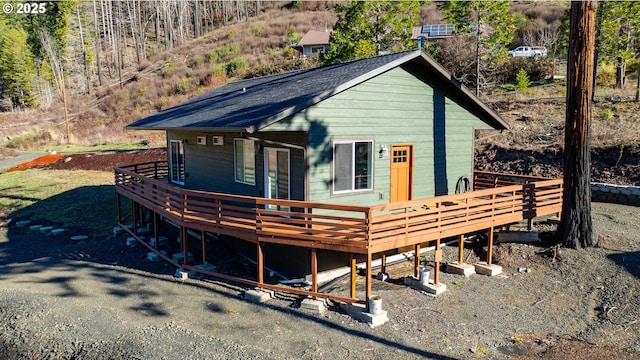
[
  {"x1": 438, "y1": 0, "x2": 516, "y2": 93},
  {"x1": 322, "y1": 0, "x2": 419, "y2": 64},
  {"x1": 0, "y1": 27, "x2": 39, "y2": 108},
  {"x1": 597, "y1": 1, "x2": 640, "y2": 88}
]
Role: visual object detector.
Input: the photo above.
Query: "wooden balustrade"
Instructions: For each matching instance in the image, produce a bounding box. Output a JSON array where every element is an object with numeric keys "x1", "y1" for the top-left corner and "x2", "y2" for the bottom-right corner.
[{"x1": 115, "y1": 164, "x2": 563, "y2": 254}]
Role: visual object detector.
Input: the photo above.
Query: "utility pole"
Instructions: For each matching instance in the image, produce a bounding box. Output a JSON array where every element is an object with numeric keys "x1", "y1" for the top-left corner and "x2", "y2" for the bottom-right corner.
[
  {"x1": 558, "y1": 1, "x2": 597, "y2": 248},
  {"x1": 61, "y1": 66, "x2": 71, "y2": 144}
]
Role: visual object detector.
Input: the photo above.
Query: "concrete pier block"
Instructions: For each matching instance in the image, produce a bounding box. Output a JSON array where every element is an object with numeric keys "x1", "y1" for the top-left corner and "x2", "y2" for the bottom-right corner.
[
  {"x1": 244, "y1": 289, "x2": 273, "y2": 304},
  {"x1": 174, "y1": 269, "x2": 196, "y2": 280},
  {"x1": 446, "y1": 262, "x2": 476, "y2": 277},
  {"x1": 150, "y1": 236, "x2": 168, "y2": 247},
  {"x1": 171, "y1": 252, "x2": 194, "y2": 264},
  {"x1": 339, "y1": 302, "x2": 388, "y2": 327},
  {"x1": 475, "y1": 262, "x2": 503, "y2": 276},
  {"x1": 300, "y1": 298, "x2": 327, "y2": 315},
  {"x1": 404, "y1": 276, "x2": 447, "y2": 296}
]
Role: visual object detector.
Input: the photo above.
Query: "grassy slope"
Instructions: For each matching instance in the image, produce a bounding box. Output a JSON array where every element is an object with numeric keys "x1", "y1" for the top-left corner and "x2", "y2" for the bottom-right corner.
[
  {"x1": 0, "y1": 170, "x2": 117, "y2": 238},
  {"x1": 0, "y1": 5, "x2": 334, "y2": 151}
]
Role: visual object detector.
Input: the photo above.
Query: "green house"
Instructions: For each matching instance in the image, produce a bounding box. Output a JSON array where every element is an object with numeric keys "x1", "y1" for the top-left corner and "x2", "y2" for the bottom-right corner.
[{"x1": 128, "y1": 50, "x2": 508, "y2": 210}]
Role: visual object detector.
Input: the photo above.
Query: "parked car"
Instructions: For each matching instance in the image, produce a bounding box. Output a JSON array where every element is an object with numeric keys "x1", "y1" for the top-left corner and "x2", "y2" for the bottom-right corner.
[{"x1": 509, "y1": 46, "x2": 547, "y2": 58}]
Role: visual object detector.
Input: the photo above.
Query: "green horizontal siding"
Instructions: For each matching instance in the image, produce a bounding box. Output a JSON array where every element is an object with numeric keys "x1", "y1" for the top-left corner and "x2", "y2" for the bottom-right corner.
[
  {"x1": 168, "y1": 130, "x2": 306, "y2": 201},
  {"x1": 264, "y1": 66, "x2": 495, "y2": 207}
]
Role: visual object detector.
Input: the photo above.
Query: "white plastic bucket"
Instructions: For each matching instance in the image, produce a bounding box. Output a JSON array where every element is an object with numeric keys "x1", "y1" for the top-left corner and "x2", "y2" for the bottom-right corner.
[
  {"x1": 419, "y1": 267, "x2": 431, "y2": 286},
  {"x1": 368, "y1": 295, "x2": 382, "y2": 315}
]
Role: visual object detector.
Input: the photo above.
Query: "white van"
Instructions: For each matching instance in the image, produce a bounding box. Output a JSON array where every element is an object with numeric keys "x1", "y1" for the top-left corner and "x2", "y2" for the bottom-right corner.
[{"x1": 509, "y1": 46, "x2": 547, "y2": 58}]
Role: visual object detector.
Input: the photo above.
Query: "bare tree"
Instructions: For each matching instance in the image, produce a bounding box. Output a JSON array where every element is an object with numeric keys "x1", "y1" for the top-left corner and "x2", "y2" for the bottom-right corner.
[{"x1": 558, "y1": 0, "x2": 597, "y2": 249}]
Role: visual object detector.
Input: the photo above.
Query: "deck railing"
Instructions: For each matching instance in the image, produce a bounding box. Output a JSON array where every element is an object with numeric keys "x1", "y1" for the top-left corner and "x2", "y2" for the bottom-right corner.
[{"x1": 115, "y1": 162, "x2": 562, "y2": 255}]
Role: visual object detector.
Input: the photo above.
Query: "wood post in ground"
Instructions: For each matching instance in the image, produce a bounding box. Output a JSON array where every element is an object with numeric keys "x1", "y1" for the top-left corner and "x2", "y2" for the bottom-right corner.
[
  {"x1": 414, "y1": 243, "x2": 421, "y2": 277},
  {"x1": 257, "y1": 241, "x2": 263, "y2": 285},
  {"x1": 350, "y1": 254, "x2": 357, "y2": 299},
  {"x1": 458, "y1": 234, "x2": 464, "y2": 263},
  {"x1": 201, "y1": 230, "x2": 207, "y2": 263},
  {"x1": 487, "y1": 227, "x2": 494, "y2": 265},
  {"x1": 311, "y1": 248, "x2": 318, "y2": 295}
]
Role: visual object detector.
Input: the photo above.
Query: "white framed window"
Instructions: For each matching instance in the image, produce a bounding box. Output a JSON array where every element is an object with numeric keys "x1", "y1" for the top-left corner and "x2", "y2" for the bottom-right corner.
[
  {"x1": 234, "y1": 139, "x2": 255, "y2": 185},
  {"x1": 169, "y1": 139, "x2": 185, "y2": 185},
  {"x1": 333, "y1": 140, "x2": 373, "y2": 194}
]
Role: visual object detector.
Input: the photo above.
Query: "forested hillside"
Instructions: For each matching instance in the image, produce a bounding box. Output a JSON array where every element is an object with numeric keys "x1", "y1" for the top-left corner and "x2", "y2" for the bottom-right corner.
[{"x1": 0, "y1": 1, "x2": 638, "y2": 151}]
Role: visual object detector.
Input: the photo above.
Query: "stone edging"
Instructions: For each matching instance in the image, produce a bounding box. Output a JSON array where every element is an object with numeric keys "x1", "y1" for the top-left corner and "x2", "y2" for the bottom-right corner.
[{"x1": 591, "y1": 183, "x2": 640, "y2": 207}]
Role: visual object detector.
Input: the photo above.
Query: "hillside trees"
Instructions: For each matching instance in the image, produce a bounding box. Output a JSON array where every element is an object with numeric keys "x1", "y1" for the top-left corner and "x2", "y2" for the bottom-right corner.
[
  {"x1": 322, "y1": 0, "x2": 419, "y2": 63},
  {"x1": 0, "y1": 26, "x2": 39, "y2": 109},
  {"x1": 0, "y1": 0, "x2": 267, "y2": 112},
  {"x1": 438, "y1": 0, "x2": 516, "y2": 94}
]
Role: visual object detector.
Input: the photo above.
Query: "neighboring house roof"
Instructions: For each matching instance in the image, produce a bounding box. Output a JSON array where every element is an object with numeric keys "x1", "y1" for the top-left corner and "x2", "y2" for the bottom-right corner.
[
  {"x1": 127, "y1": 50, "x2": 509, "y2": 133},
  {"x1": 412, "y1": 24, "x2": 456, "y2": 40},
  {"x1": 294, "y1": 29, "x2": 331, "y2": 48}
]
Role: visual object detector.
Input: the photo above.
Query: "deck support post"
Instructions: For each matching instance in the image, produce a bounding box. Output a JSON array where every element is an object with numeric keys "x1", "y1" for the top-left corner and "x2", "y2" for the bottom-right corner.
[
  {"x1": 414, "y1": 244, "x2": 421, "y2": 278},
  {"x1": 153, "y1": 212, "x2": 159, "y2": 250},
  {"x1": 310, "y1": 248, "x2": 318, "y2": 296},
  {"x1": 527, "y1": 218, "x2": 533, "y2": 231},
  {"x1": 458, "y1": 234, "x2": 464, "y2": 263},
  {"x1": 257, "y1": 241, "x2": 263, "y2": 285},
  {"x1": 181, "y1": 226, "x2": 188, "y2": 267},
  {"x1": 350, "y1": 254, "x2": 357, "y2": 299},
  {"x1": 201, "y1": 230, "x2": 207, "y2": 263},
  {"x1": 380, "y1": 252, "x2": 386, "y2": 274},
  {"x1": 487, "y1": 227, "x2": 494, "y2": 265},
  {"x1": 434, "y1": 238, "x2": 441, "y2": 285},
  {"x1": 131, "y1": 201, "x2": 138, "y2": 235},
  {"x1": 116, "y1": 193, "x2": 122, "y2": 224},
  {"x1": 365, "y1": 252, "x2": 372, "y2": 310}
]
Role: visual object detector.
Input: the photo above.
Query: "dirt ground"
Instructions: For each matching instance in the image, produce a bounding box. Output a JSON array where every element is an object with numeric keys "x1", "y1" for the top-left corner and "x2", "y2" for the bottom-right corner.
[{"x1": 1, "y1": 150, "x2": 639, "y2": 359}]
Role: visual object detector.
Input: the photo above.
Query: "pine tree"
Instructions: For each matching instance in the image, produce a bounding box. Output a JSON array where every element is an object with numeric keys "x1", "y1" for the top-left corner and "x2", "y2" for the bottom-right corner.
[
  {"x1": 438, "y1": 0, "x2": 516, "y2": 94},
  {"x1": 0, "y1": 27, "x2": 39, "y2": 108},
  {"x1": 322, "y1": 0, "x2": 419, "y2": 64}
]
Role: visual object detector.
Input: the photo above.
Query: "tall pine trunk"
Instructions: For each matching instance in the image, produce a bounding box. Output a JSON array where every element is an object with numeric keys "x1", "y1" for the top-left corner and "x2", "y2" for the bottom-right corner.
[{"x1": 559, "y1": 0, "x2": 597, "y2": 249}]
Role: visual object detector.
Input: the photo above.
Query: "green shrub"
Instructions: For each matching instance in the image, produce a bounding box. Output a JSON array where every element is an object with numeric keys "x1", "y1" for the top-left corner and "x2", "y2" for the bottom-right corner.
[
  {"x1": 596, "y1": 63, "x2": 616, "y2": 87},
  {"x1": 225, "y1": 57, "x2": 248, "y2": 77},
  {"x1": 251, "y1": 25, "x2": 263, "y2": 36},
  {"x1": 211, "y1": 64, "x2": 227, "y2": 77},
  {"x1": 163, "y1": 60, "x2": 174, "y2": 78},
  {"x1": 176, "y1": 77, "x2": 188, "y2": 94},
  {"x1": 515, "y1": 68, "x2": 531, "y2": 92},
  {"x1": 207, "y1": 43, "x2": 241, "y2": 63}
]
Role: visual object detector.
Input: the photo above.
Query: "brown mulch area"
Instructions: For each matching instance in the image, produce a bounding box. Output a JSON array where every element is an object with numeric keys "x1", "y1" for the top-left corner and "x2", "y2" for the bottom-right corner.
[
  {"x1": 35, "y1": 149, "x2": 167, "y2": 172},
  {"x1": 5, "y1": 153, "x2": 65, "y2": 173}
]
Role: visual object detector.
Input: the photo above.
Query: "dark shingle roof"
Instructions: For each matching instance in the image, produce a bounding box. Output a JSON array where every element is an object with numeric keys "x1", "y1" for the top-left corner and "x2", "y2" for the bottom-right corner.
[{"x1": 127, "y1": 50, "x2": 508, "y2": 132}]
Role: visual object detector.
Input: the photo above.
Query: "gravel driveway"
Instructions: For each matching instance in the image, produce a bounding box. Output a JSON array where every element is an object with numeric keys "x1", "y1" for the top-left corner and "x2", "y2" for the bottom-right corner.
[{"x1": 1, "y1": 201, "x2": 639, "y2": 359}]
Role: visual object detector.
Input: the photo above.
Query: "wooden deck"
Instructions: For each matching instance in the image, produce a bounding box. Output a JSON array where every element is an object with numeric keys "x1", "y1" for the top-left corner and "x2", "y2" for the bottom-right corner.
[{"x1": 114, "y1": 161, "x2": 563, "y2": 304}]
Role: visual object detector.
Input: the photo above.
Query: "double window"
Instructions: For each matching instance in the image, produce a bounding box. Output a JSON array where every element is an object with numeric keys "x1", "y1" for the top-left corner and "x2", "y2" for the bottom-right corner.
[
  {"x1": 333, "y1": 140, "x2": 373, "y2": 194},
  {"x1": 169, "y1": 140, "x2": 185, "y2": 185},
  {"x1": 234, "y1": 139, "x2": 255, "y2": 185}
]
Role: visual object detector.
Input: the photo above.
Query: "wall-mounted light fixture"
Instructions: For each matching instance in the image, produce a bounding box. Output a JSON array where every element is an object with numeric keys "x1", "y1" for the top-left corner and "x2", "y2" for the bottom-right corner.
[{"x1": 379, "y1": 144, "x2": 388, "y2": 158}]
